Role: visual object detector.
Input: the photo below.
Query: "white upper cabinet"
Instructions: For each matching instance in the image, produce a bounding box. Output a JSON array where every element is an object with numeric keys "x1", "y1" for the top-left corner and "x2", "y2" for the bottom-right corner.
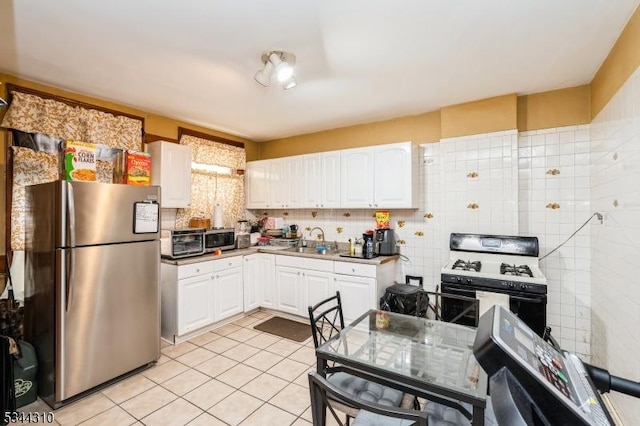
[
  {"x1": 245, "y1": 142, "x2": 416, "y2": 210},
  {"x1": 341, "y1": 142, "x2": 418, "y2": 209},
  {"x1": 245, "y1": 160, "x2": 272, "y2": 209},
  {"x1": 304, "y1": 151, "x2": 341, "y2": 208},
  {"x1": 148, "y1": 141, "x2": 192, "y2": 208}
]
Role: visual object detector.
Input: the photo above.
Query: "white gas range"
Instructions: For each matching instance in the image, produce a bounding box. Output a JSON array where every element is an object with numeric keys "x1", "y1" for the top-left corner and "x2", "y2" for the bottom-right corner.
[{"x1": 439, "y1": 233, "x2": 548, "y2": 336}]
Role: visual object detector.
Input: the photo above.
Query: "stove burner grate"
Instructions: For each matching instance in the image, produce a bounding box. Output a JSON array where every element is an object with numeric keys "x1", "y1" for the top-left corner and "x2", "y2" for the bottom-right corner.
[
  {"x1": 452, "y1": 259, "x2": 482, "y2": 272},
  {"x1": 500, "y1": 263, "x2": 533, "y2": 277}
]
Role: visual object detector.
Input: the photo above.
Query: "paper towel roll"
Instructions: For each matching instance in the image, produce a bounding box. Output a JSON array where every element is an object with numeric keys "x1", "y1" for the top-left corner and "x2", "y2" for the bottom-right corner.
[
  {"x1": 476, "y1": 290, "x2": 510, "y2": 317},
  {"x1": 213, "y1": 204, "x2": 223, "y2": 229}
]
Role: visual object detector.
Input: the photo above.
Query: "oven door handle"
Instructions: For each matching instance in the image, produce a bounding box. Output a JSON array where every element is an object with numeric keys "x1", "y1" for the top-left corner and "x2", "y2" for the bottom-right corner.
[
  {"x1": 510, "y1": 294, "x2": 546, "y2": 303},
  {"x1": 442, "y1": 285, "x2": 477, "y2": 295}
]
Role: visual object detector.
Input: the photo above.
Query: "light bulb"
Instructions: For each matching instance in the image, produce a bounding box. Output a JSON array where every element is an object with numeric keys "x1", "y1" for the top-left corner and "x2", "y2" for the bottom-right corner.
[{"x1": 276, "y1": 63, "x2": 294, "y2": 82}]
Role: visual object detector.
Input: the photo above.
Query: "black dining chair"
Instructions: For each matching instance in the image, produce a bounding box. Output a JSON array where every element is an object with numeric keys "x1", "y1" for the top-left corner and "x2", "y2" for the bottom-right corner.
[
  {"x1": 309, "y1": 371, "x2": 428, "y2": 426},
  {"x1": 308, "y1": 292, "x2": 412, "y2": 423}
]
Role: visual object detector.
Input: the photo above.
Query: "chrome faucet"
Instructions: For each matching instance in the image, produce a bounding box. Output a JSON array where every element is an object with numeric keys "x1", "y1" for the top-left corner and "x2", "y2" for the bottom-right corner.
[{"x1": 309, "y1": 227, "x2": 325, "y2": 247}]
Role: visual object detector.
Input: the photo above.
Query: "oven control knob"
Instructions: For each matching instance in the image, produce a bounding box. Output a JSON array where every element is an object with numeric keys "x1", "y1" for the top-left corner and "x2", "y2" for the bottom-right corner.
[
  {"x1": 456, "y1": 277, "x2": 462, "y2": 282},
  {"x1": 521, "y1": 284, "x2": 527, "y2": 289},
  {"x1": 508, "y1": 283, "x2": 515, "y2": 288},
  {"x1": 466, "y1": 278, "x2": 472, "y2": 284}
]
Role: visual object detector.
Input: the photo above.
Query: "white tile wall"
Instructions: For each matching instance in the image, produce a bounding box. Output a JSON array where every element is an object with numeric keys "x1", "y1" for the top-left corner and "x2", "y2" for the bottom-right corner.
[
  {"x1": 519, "y1": 125, "x2": 592, "y2": 357},
  {"x1": 590, "y1": 66, "x2": 640, "y2": 424}
]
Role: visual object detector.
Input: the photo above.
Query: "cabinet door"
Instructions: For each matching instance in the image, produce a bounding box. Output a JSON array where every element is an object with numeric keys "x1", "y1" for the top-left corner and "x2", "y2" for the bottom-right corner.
[
  {"x1": 178, "y1": 274, "x2": 214, "y2": 335},
  {"x1": 270, "y1": 159, "x2": 290, "y2": 209},
  {"x1": 303, "y1": 154, "x2": 322, "y2": 208},
  {"x1": 305, "y1": 270, "x2": 334, "y2": 311},
  {"x1": 373, "y1": 142, "x2": 414, "y2": 208},
  {"x1": 246, "y1": 161, "x2": 271, "y2": 209},
  {"x1": 335, "y1": 274, "x2": 376, "y2": 325},
  {"x1": 275, "y1": 266, "x2": 303, "y2": 316},
  {"x1": 148, "y1": 141, "x2": 192, "y2": 208},
  {"x1": 260, "y1": 254, "x2": 276, "y2": 308},
  {"x1": 321, "y1": 151, "x2": 341, "y2": 208},
  {"x1": 340, "y1": 147, "x2": 375, "y2": 208},
  {"x1": 243, "y1": 255, "x2": 260, "y2": 312},
  {"x1": 214, "y1": 267, "x2": 243, "y2": 321}
]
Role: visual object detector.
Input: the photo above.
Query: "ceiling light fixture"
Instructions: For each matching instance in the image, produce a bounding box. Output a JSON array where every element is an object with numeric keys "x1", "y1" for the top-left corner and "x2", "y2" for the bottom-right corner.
[{"x1": 254, "y1": 51, "x2": 297, "y2": 90}]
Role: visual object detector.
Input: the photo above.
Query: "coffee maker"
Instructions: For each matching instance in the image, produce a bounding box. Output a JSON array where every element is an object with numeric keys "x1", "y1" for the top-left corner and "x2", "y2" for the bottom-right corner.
[{"x1": 374, "y1": 228, "x2": 396, "y2": 255}]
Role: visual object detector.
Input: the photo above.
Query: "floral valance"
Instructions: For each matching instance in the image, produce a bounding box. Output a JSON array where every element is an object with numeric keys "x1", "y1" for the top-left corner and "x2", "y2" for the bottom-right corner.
[
  {"x1": 1, "y1": 91, "x2": 142, "y2": 151},
  {"x1": 180, "y1": 134, "x2": 245, "y2": 170}
]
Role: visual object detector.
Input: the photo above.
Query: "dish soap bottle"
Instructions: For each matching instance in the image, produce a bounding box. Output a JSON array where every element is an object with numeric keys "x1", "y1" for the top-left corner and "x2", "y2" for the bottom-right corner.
[{"x1": 301, "y1": 235, "x2": 307, "y2": 248}]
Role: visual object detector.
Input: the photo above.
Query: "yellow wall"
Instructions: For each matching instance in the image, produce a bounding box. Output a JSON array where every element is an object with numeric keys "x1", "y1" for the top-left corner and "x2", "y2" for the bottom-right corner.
[
  {"x1": 591, "y1": 5, "x2": 640, "y2": 119},
  {"x1": 517, "y1": 85, "x2": 591, "y2": 131},
  {"x1": 441, "y1": 94, "x2": 517, "y2": 138}
]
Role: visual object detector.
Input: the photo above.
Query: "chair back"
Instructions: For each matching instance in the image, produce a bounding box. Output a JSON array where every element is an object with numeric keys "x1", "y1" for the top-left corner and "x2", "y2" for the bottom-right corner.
[
  {"x1": 308, "y1": 291, "x2": 345, "y2": 349},
  {"x1": 308, "y1": 371, "x2": 428, "y2": 426}
]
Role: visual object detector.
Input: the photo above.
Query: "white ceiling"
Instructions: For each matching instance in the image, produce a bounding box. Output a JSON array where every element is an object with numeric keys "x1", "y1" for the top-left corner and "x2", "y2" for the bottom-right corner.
[{"x1": 1, "y1": 1, "x2": 638, "y2": 142}]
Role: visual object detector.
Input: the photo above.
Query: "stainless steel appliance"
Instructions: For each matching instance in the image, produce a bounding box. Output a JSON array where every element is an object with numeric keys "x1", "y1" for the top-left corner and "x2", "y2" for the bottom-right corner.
[
  {"x1": 24, "y1": 181, "x2": 161, "y2": 408},
  {"x1": 440, "y1": 233, "x2": 548, "y2": 336},
  {"x1": 374, "y1": 228, "x2": 396, "y2": 255},
  {"x1": 204, "y1": 228, "x2": 235, "y2": 252},
  {"x1": 160, "y1": 228, "x2": 205, "y2": 259}
]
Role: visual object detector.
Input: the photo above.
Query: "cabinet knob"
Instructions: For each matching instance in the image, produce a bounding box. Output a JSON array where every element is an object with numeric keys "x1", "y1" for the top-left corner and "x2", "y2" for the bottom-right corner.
[
  {"x1": 196, "y1": 268, "x2": 200, "y2": 273},
  {"x1": 352, "y1": 268, "x2": 355, "y2": 273}
]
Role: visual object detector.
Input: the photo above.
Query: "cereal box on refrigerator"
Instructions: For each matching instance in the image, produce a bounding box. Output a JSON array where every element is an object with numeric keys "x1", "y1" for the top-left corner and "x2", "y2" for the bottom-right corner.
[
  {"x1": 61, "y1": 141, "x2": 97, "y2": 182},
  {"x1": 123, "y1": 150, "x2": 152, "y2": 186}
]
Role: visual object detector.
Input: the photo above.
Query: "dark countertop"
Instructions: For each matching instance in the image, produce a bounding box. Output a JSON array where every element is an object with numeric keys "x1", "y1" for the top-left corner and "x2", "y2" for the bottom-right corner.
[{"x1": 161, "y1": 246, "x2": 399, "y2": 266}]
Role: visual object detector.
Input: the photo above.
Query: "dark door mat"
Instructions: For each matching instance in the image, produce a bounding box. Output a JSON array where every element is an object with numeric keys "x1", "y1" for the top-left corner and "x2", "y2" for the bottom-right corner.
[{"x1": 253, "y1": 317, "x2": 311, "y2": 342}]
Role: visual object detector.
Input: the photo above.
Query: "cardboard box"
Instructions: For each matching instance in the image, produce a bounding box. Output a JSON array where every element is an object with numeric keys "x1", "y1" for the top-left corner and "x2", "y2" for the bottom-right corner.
[
  {"x1": 123, "y1": 150, "x2": 151, "y2": 186},
  {"x1": 61, "y1": 141, "x2": 97, "y2": 182}
]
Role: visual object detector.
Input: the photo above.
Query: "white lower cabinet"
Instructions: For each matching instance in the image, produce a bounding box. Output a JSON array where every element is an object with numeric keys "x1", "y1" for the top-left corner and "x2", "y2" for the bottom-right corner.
[
  {"x1": 275, "y1": 266, "x2": 305, "y2": 316},
  {"x1": 305, "y1": 270, "x2": 334, "y2": 310},
  {"x1": 178, "y1": 273, "x2": 214, "y2": 335},
  {"x1": 161, "y1": 257, "x2": 243, "y2": 342},
  {"x1": 334, "y1": 260, "x2": 395, "y2": 325},
  {"x1": 213, "y1": 257, "x2": 243, "y2": 321},
  {"x1": 275, "y1": 255, "x2": 335, "y2": 317}
]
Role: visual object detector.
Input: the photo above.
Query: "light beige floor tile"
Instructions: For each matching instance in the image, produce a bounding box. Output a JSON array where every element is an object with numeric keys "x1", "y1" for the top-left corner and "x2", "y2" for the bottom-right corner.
[
  {"x1": 207, "y1": 390, "x2": 263, "y2": 425},
  {"x1": 176, "y1": 347, "x2": 216, "y2": 367},
  {"x1": 249, "y1": 310, "x2": 272, "y2": 319},
  {"x1": 102, "y1": 374, "x2": 156, "y2": 404},
  {"x1": 238, "y1": 403, "x2": 296, "y2": 426},
  {"x1": 288, "y1": 346, "x2": 316, "y2": 365},
  {"x1": 183, "y1": 379, "x2": 235, "y2": 410},
  {"x1": 292, "y1": 419, "x2": 312, "y2": 426},
  {"x1": 120, "y1": 386, "x2": 177, "y2": 420},
  {"x1": 142, "y1": 359, "x2": 189, "y2": 384},
  {"x1": 77, "y1": 405, "x2": 136, "y2": 426},
  {"x1": 240, "y1": 373, "x2": 289, "y2": 401},
  {"x1": 244, "y1": 333, "x2": 280, "y2": 350},
  {"x1": 156, "y1": 354, "x2": 171, "y2": 365},
  {"x1": 188, "y1": 331, "x2": 222, "y2": 347},
  {"x1": 161, "y1": 341, "x2": 198, "y2": 359},
  {"x1": 269, "y1": 383, "x2": 310, "y2": 417},
  {"x1": 264, "y1": 339, "x2": 302, "y2": 357},
  {"x1": 203, "y1": 336, "x2": 240, "y2": 354},
  {"x1": 212, "y1": 323, "x2": 242, "y2": 336},
  {"x1": 162, "y1": 369, "x2": 211, "y2": 396},
  {"x1": 243, "y1": 350, "x2": 284, "y2": 371},
  {"x1": 160, "y1": 340, "x2": 172, "y2": 349},
  {"x1": 226, "y1": 327, "x2": 260, "y2": 342},
  {"x1": 187, "y1": 413, "x2": 227, "y2": 426},
  {"x1": 221, "y1": 343, "x2": 260, "y2": 362},
  {"x1": 54, "y1": 393, "x2": 115, "y2": 426},
  {"x1": 267, "y1": 358, "x2": 310, "y2": 382},
  {"x1": 216, "y1": 363, "x2": 262, "y2": 388},
  {"x1": 232, "y1": 315, "x2": 261, "y2": 327},
  {"x1": 194, "y1": 355, "x2": 237, "y2": 378},
  {"x1": 140, "y1": 398, "x2": 203, "y2": 426},
  {"x1": 300, "y1": 406, "x2": 312, "y2": 422},
  {"x1": 293, "y1": 370, "x2": 313, "y2": 389}
]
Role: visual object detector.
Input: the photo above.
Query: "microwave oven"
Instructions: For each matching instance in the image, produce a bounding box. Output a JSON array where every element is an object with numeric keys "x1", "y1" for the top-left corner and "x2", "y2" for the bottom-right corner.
[
  {"x1": 204, "y1": 228, "x2": 235, "y2": 252},
  {"x1": 160, "y1": 228, "x2": 205, "y2": 259}
]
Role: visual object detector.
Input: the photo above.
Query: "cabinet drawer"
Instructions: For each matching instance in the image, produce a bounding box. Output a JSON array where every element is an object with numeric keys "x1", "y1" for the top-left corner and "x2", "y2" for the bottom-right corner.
[
  {"x1": 213, "y1": 256, "x2": 243, "y2": 271},
  {"x1": 305, "y1": 258, "x2": 333, "y2": 273},
  {"x1": 334, "y1": 261, "x2": 376, "y2": 278},
  {"x1": 178, "y1": 261, "x2": 215, "y2": 280},
  {"x1": 276, "y1": 255, "x2": 304, "y2": 268}
]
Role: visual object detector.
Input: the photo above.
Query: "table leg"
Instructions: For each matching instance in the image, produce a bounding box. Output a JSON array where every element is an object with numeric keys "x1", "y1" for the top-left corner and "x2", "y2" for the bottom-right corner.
[{"x1": 472, "y1": 406, "x2": 485, "y2": 426}]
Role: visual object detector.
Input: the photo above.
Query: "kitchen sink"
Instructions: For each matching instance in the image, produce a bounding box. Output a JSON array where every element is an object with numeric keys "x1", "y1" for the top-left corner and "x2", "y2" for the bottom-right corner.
[{"x1": 284, "y1": 246, "x2": 342, "y2": 256}]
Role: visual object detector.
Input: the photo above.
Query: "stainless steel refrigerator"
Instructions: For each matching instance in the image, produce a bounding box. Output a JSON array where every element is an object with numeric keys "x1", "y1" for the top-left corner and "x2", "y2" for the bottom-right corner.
[{"x1": 24, "y1": 181, "x2": 161, "y2": 408}]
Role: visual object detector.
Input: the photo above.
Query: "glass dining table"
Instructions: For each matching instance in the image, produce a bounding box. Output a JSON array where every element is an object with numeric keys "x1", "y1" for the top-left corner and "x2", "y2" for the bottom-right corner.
[{"x1": 315, "y1": 309, "x2": 489, "y2": 426}]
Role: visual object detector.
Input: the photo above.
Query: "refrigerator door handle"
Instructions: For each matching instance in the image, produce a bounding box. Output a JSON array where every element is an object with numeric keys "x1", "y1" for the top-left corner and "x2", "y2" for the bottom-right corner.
[
  {"x1": 67, "y1": 182, "x2": 76, "y2": 248},
  {"x1": 64, "y1": 249, "x2": 75, "y2": 313}
]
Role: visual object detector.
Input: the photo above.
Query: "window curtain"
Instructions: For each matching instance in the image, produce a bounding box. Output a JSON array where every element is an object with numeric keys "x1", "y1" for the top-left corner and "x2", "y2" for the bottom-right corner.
[
  {"x1": 2, "y1": 91, "x2": 144, "y2": 250},
  {"x1": 175, "y1": 134, "x2": 246, "y2": 230},
  {"x1": 1, "y1": 91, "x2": 142, "y2": 150}
]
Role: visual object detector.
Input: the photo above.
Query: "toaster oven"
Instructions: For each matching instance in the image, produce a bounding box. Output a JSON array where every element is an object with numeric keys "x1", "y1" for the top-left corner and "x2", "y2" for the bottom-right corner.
[
  {"x1": 204, "y1": 228, "x2": 235, "y2": 252},
  {"x1": 160, "y1": 228, "x2": 205, "y2": 259}
]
